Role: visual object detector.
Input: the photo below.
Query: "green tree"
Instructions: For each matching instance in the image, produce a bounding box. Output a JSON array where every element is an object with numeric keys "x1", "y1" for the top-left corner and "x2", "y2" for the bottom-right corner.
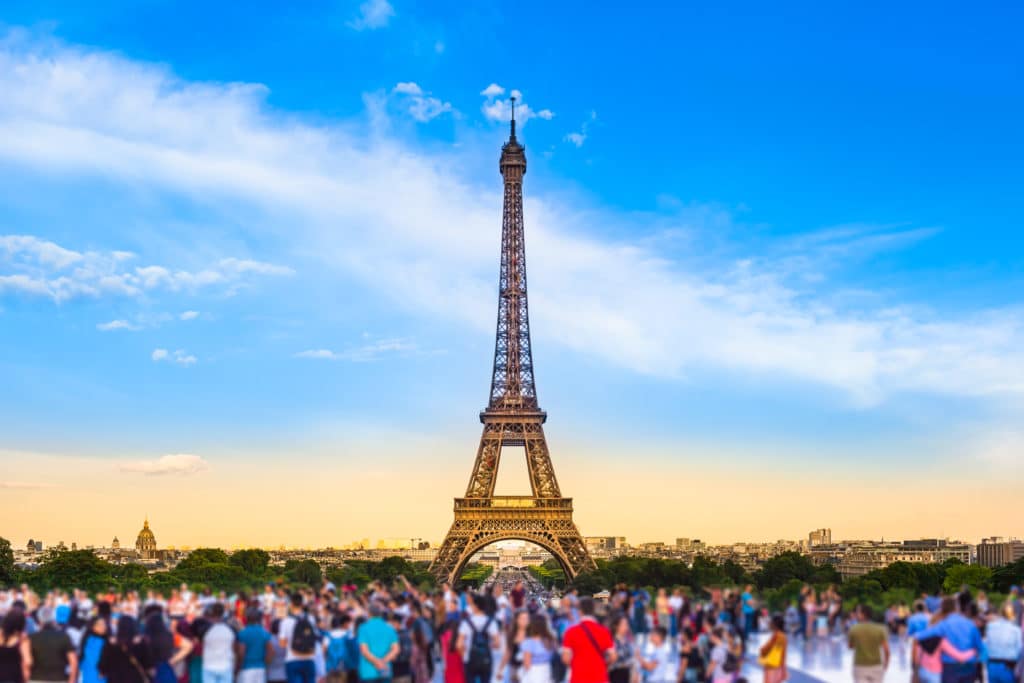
[
  {"x1": 284, "y1": 559, "x2": 322, "y2": 587},
  {"x1": 943, "y1": 564, "x2": 992, "y2": 594},
  {"x1": 0, "y1": 537, "x2": 14, "y2": 586},
  {"x1": 230, "y1": 549, "x2": 271, "y2": 577},
  {"x1": 30, "y1": 550, "x2": 114, "y2": 592},
  {"x1": 992, "y1": 559, "x2": 1024, "y2": 593},
  {"x1": 112, "y1": 563, "x2": 151, "y2": 591},
  {"x1": 754, "y1": 552, "x2": 820, "y2": 589}
]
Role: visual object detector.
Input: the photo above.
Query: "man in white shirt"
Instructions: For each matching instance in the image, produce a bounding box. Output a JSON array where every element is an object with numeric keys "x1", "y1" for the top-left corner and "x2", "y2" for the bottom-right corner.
[
  {"x1": 279, "y1": 593, "x2": 318, "y2": 683},
  {"x1": 457, "y1": 594, "x2": 501, "y2": 683},
  {"x1": 640, "y1": 627, "x2": 675, "y2": 683},
  {"x1": 202, "y1": 603, "x2": 237, "y2": 683}
]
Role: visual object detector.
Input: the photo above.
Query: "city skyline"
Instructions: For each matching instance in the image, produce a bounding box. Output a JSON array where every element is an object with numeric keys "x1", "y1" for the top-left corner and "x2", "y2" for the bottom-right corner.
[{"x1": 2, "y1": 2, "x2": 1024, "y2": 547}]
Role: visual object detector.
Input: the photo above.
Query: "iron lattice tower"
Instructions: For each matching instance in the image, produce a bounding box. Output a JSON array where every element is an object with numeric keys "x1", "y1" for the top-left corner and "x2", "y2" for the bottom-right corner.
[{"x1": 431, "y1": 102, "x2": 596, "y2": 583}]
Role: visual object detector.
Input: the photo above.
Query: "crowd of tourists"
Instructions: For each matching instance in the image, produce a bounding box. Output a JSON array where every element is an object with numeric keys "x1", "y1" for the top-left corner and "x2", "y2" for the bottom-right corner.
[{"x1": 0, "y1": 579, "x2": 1022, "y2": 683}]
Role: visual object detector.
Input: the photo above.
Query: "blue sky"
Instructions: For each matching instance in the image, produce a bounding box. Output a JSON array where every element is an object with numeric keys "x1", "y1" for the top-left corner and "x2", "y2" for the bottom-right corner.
[{"x1": 1, "y1": 1, "x2": 1023, "y2": 546}]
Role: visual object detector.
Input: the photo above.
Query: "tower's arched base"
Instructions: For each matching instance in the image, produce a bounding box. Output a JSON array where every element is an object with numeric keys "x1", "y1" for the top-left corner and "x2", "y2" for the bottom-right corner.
[{"x1": 430, "y1": 496, "x2": 595, "y2": 584}]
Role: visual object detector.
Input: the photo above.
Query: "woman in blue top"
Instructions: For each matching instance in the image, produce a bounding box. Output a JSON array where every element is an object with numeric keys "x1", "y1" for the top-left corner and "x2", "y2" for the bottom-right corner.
[
  {"x1": 984, "y1": 604, "x2": 1022, "y2": 683},
  {"x1": 79, "y1": 617, "x2": 108, "y2": 683},
  {"x1": 519, "y1": 615, "x2": 555, "y2": 683}
]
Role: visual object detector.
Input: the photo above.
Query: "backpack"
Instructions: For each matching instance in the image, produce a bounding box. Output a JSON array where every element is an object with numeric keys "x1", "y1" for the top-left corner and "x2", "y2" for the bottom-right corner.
[
  {"x1": 722, "y1": 651, "x2": 739, "y2": 674},
  {"x1": 325, "y1": 634, "x2": 347, "y2": 672},
  {"x1": 464, "y1": 616, "x2": 494, "y2": 675},
  {"x1": 290, "y1": 617, "x2": 318, "y2": 655},
  {"x1": 396, "y1": 628, "x2": 413, "y2": 664}
]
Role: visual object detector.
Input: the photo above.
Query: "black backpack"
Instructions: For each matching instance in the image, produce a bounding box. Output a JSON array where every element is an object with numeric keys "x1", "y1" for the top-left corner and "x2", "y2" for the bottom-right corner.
[
  {"x1": 291, "y1": 616, "x2": 318, "y2": 655},
  {"x1": 722, "y1": 651, "x2": 739, "y2": 674},
  {"x1": 464, "y1": 616, "x2": 494, "y2": 675}
]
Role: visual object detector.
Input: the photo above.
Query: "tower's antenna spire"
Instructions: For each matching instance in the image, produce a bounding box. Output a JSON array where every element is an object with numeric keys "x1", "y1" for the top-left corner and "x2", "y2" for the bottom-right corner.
[{"x1": 510, "y1": 96, "x2": 517, "y2": 140}]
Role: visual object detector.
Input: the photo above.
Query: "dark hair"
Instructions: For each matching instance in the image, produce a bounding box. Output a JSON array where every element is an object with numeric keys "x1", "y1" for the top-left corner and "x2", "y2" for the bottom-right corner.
[
  {"x1": 116, "y1": 616, "x2": 139, "y2": 648},
  {"x1": 939, "y1": 598, "x2": 957, "y2": 618},
  {"x1": 291, "y1": 593, "x2": 305, "y2": 608},
  {"x1": 209, "y1": 603, "x2": 225, "y2": 620},
  {"x1": 858, "y1": 604, "x2": 874, "y2": 621},
  {"x1": 579, "y1": 597, "x2": 596, "y2": 616},
  {"x1": 246, "y1": 608, "x2": 263, "y2": 626},
  {"x1": 1, "y1": 609, "x2": 26, "y2": 640},
  {"x1": 145, "y1": 613, "x2": 175, "y2": 662},
  {"x1": 527, "y1": 614, "x2": 554, "y2": 648},
  {"x1": 470, "y1": 593, "x2": 489, "y2": 613},
  {"x1": 270, "y1": 618, "x2": 281, "y2": 636},
  {"x1": 651, "y1": 625, "x2": 668, "y2": 639},
  {"x1": 771, "y1": 615, "x2": 785, "y2": 632}
]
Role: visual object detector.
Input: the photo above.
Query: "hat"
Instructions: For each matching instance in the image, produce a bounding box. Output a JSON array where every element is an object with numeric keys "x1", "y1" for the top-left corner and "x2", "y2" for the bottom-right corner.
[{"x1": 55, "y1": 604, "x2": 71, "y2": 625}]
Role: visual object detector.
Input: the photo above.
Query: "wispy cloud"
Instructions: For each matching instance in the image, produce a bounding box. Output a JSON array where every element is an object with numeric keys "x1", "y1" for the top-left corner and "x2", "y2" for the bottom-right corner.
[
  {"x1": 179, "y1": 310, "x2": 199, "y2": 321},
  {"x1": 151, "y1": 348, "x2": 197, "y2": 366},
  {"x1": 295, "y1": 338, "x2": 417, "y2": 362},
  {"x1": 481, "y1": 85, "x2": 553, "y2": 126},
  {"x1": 1, "y1": 34, "x2": 1023, "y2": 408},
  {"x1": 391, "y1": 82, "x2": 453, "y2": 122},
  {"x1": 565, "y1": 110, "x2": 598, "y2": 148},
  {"x1": 97, "y1": 319, "x2": 140, "y2": 332},
  {"x1": 347, "y1": 0, "x2": 394, "y2": 31},
  {"x1": 0, "y1": 234, "x2": 293, "y2": 303},
  {"x1": 119, "y1": 453, "x2": 209, "y2": 476}
]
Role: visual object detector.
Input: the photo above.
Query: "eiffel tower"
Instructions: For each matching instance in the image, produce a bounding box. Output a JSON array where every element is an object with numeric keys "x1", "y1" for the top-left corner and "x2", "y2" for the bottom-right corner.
[{"x1": 431, "y1": 100, "x2": 596, "y2": 584}]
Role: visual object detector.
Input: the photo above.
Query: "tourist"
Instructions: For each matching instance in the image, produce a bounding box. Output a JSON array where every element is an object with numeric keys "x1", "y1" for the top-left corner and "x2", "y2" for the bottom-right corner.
[
  {"x1": 280, "y1": 594, "x2": 318, "y2": 683},
  {"x1": 439, "y1": 620, "x2": 465, "y2": 683},
  {"x1": 0, "y1": 608, "x2": 31, "y2": 683},
  {"x1": 707, "y1": 627, "x2": 739, "y2": 683},
  {"x1": 323, "y1": 614, "x2": 348, "y2": 683},
  {"x1": 758, "y1": 615, "x2": 787, "y2": 683},
  {"x1": 458, "y1": 594, "x2": 500, "y2": 683},
  {"x1": 238, "y1": 608, "x2": 273, "y2": 683},
  {"x1": 676, "y1": 627, "x2": 704, "y2": 683},
  {"x1": 356, "y1": 603, "x2": 398, "y2": 683},
  {"x1": 498, "y1": 611, "x2": 529, "y2": 683},
  {"x1": 520, "y1": 615, "x2": 556, "y2": 683},
  {"x1": 266, "y1": 620, "x2": 287, "y2": 683},
  {"x1": 639, "y1": 626, "x2": 674, "y2": 683},
  {"x1": 386, "y1": 612, "x2": 412, "y2": 683},
  {"x1": 561, "y1": 597, "x2": 614, "y2": 683},
  {"x1": 407, "y1": 601, "x2": 433, "y2": 683},
  {"x1": 740, "y1": 586, "x2": 756, "y2": 640},
  {"x1": 911, "y1": 598, "x2": 983, "y2": 683},
  {"x1": 605, "y1": 616, "x2": 634, "y2": 683},
  {"x1": 200, "y1": 604, "x2": 235, "y2": 683},
  {"x1": 97, "y1": 617, "x2": 148, "y2": 683},
  {"x1": 983, "y1": 604, "x2": 1022, "y2": 683},
  {"x1": 77, "y1": 618, "x2": 107, "y2": 683},
  {"x1": 29, "y1": 607, "x2": 78, "y2": 683},
  {"x1": 847, "y1": 605, "x2": 889, "y2": 683},
  {"x1": 142, "y1": 612, "x2": 190, "y2": 683}
]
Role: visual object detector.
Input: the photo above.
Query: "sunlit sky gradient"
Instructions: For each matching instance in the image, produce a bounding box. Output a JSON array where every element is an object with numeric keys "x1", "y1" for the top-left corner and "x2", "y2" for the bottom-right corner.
[{"x1": 1, "y1": 1, "x2": 1023, "y2": 549}]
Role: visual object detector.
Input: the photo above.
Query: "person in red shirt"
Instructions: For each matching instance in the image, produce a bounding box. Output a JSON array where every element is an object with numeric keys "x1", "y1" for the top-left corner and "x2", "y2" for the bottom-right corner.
[{"x1": 561, "y1": 597, "x2": 616, "y2": 683}]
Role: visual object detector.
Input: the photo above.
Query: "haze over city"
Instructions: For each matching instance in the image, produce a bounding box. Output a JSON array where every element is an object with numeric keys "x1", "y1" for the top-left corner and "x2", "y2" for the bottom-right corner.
[{"x1": 2, "y1": 1, "x2": 1023, "y2": 550}]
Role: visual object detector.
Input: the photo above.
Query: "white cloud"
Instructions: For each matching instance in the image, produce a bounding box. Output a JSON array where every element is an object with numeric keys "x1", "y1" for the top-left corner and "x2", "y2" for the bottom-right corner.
[
  {"x1": 347, "y1": 0, "x2": 394, "y2": 30},
  {"x1": 179, "y1": 310, "x2": 199, "y2": 321},
  {"x1": 480, "y1": 85, "x2": 554, "y2": 126},
  {"x1": 152, "y1": 348, "x2": 196, "y2": 366},
  {"x1": 434, "y1": 41, "x2": 445, "y2": 54},
  {"x1": 0, "y1": 234, "x2": 292, "y2": 303},
  {"x1": 391, "y1": 82, "x2": 453, "y2": 122},
  {"x1": 565, "y1": 110, "x2": 598, "y2": 147},
  {"x1": 393, "y1": 82, "x2": 423, "y2": 96},
  {"x1": 2, "y1": 35, "x2": 1024, "y2": 407},
  {"x1": 97, "y1": 319, "x2": 139, "y2": 331},
  {"x1": 119, "y1": 453, "x2": 209, "y2": 476},
  {"x1": 295, "y1": 338, "x2": 417, "y2": 362}
]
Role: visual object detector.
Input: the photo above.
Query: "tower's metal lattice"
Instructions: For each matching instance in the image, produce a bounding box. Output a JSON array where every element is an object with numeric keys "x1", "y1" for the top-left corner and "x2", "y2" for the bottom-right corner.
[{"x1": 431, "y1": 103, "x2": 596, "y2": 583}]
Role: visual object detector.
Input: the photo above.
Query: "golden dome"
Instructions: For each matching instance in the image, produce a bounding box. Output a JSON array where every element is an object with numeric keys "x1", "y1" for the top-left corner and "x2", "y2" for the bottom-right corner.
[{"x1": 135, "y1": 518, "x2": 157, "y2": 552}]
